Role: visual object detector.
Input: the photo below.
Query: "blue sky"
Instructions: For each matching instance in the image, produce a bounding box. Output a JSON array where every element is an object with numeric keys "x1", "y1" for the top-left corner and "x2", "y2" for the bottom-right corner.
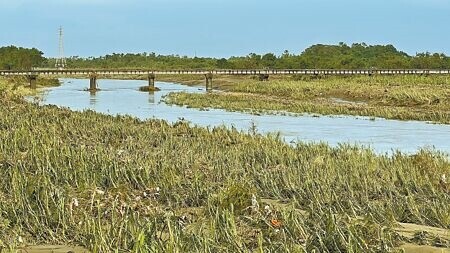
[{"x1": 0, "y1": 0, "x2": 449, "y2": 58}]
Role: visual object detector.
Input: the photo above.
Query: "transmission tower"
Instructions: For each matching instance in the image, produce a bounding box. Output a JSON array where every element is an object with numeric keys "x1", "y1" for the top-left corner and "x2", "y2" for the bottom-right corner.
[{"x1": 55, "y1": 26, "x2": 67, "y2": 69}]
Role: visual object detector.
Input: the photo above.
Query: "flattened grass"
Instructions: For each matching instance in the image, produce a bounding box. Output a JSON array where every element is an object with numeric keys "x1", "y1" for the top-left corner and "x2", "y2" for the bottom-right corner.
[
  {"x1": 0, "y1": 90, "x2": 449, "y2": 252},
  {"x1": 0, "y1": 76, "x2": 60, "y2": 96},
  {"x1": 165, "y1": 75, "x2": 450, "y2": 123}
]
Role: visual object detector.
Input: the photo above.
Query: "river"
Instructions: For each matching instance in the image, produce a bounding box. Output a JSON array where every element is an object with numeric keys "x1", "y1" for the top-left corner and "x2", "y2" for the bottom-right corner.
[{"x1": 29, "y1": 78, "x2": 450, "y2": 155}]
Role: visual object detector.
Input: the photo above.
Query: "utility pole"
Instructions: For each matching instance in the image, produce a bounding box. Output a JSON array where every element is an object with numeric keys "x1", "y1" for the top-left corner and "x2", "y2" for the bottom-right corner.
[{"x1": 55, "y1": 26, "x2": 67, "y2": 69}]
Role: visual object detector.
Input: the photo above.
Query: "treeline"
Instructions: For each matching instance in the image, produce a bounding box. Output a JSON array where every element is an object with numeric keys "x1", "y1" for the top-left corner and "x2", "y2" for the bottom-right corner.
[
  {"x1": 57, "y1": 43, "x2": 450, "y2": 70},
  {"x1": 2, "y1": 43, "x2": 450, "y2": 70},
  {"x1": 295, "y1": 43, "x2": 450, "y2": 69},
  {"x1": 63, "y1": 53, "x2": 218, "y2": 70},
  {"x1": 0, "y1": 46, "x2": 45, "y2": 70}
]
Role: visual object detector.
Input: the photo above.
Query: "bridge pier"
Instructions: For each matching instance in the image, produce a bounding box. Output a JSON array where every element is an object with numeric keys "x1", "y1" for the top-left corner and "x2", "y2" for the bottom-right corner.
[
  {"x1": 27, "y1": 74, "x2": 38, "y2": 89},
  {"x1": 258, "y1": 74, "x2": 269, "y2": 81},
  {"x1": 89, "y1": 72, "x2": 98, "y2": 91},
  {"x1": 205, "y1": 73, "x2": 213, "y2": 91},
  {"x1": 148, "y1": 73, "x2": 156, "y2": 90}
]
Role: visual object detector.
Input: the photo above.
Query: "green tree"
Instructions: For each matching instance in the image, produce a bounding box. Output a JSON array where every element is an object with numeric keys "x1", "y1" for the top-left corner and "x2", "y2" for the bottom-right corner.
[{"x1": 0, "y1": 46, "x2": 45, "y2": 70}]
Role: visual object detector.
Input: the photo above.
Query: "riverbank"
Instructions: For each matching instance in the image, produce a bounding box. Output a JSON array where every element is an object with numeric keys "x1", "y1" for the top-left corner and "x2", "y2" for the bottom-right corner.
[
  {"x1": 1, "y1": 85, "x2": 449, "y2": 252},
  {"x1": 0, "y1": 76, "x2": 60, "y2": 96},
  {"x1": 164, "y1": 75, "x2": 450, "y2": 124},
  {"x1": 30, "y1": 78, "x2": 450, "y2": 154},
  {"x1": 60, "y1": 74, "x2": 450, "y2": 124}
]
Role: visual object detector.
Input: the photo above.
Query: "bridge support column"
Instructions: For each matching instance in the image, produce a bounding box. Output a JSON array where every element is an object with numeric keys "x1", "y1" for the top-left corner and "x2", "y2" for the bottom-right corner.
[
  {"x1": 28, "y1": 74, "x2": 38, "y2": 89},
  {"x1": 205, "y1": 73, "x2": 213, "y2": 91},
  {"x1": 89, "y1": 72, "x2": 98, "y2": 91},
  {"x1": 258, "y1": 74, "x2": 269, "y2": 81},
  {"x1": 148, "y1": 73, "x2": 156, "y2": 90}
]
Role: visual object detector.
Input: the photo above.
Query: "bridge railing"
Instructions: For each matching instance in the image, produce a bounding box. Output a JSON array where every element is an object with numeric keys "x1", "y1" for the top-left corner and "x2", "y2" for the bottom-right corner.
[{"x1": 1, "y1": 69, "x2": 450, "y2": 76}]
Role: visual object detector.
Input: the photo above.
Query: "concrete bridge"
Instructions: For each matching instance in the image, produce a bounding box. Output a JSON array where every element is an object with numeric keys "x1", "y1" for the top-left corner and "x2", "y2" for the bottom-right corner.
[{"x1": 1, "y1": 69, "x2": 449, "y2": 91}]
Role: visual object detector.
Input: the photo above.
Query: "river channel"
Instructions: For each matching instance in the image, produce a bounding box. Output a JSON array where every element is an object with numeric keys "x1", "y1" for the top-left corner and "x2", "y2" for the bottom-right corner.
[{"x1": 29, "y1": 78, "x2": 450, "y2": 155}]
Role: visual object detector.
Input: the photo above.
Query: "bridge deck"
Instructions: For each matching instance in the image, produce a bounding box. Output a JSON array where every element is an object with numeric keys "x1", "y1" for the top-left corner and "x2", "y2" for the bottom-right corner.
[{"x1": 1, "y1": 69, "x2": 450, "y2": 76}]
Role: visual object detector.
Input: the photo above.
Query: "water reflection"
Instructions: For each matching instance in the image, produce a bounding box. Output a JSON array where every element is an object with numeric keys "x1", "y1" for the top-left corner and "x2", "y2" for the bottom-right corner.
[
  {"x1": 89, "y1": 91, "x2": 97, "y2": 106},
  {"x1": 30, "y1": 78, "x2": 450, "y2": 155},
  {"x1": 148, "y1": 92, "x2": 155, "y2": 104}
]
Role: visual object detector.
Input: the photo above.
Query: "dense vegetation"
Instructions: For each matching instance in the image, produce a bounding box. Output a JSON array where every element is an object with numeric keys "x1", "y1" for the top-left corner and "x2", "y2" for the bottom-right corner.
[
  {"x1": 0, "y1": 79, "x2": 449, "y2": 252},
  {"x1": 166, "y1": 75, "x2": 450, "y2": 124},
  {"x1": 2, "y1": 43, "x2": 450, "y2": 70},
  {"x1": 0, "y1": 76, "x2": 59, "y2": 96},
  {"x1": 0, "y1": 46, "x2": 45, "y2": 70},
  {"x1": 57, "y1": 43, "x2": 450, "y2": 70},
  {"x1": 55, "y1": 43, "x2": 450, "y2": 70}
]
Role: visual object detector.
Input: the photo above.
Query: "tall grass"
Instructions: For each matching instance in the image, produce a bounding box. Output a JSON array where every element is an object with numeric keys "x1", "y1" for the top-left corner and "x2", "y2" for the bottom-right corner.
[
  {"x1": 0, "y1": 90, "x2": 449, "y2": 252},
  {"x1": 166, "y1": 75, "x2": 450, "y2": 124},
  {"x1": 0, "y1": 76, "x2": 60, "y2": 97}
]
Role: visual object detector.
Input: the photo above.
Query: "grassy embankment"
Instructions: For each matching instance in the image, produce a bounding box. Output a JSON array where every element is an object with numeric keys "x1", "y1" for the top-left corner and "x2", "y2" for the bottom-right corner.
[
  {"x1": 165, "y1": 75, "x2": 450, "y2": 124},
  {"x1": 0, "y1": 76, "x2": 60, "y2": 96},
  {"x1": 0, "y1": 76, "x2": 449, "y2": 252}
]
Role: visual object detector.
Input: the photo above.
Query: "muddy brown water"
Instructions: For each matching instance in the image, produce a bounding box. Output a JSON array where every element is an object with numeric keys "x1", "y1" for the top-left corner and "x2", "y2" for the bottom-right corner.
[
  {"x1": 17, "y1": 244, "x2": 449, "y2": 253},
  {"x1": 16, "y1": 245, "x2": 88, "y2": 253},
  {"x1": 400, "y1": 244, "x2": 450, "y2": 253}
]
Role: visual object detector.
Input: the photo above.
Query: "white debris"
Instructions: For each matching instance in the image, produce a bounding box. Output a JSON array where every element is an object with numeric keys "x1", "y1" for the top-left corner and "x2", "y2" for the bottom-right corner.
[
  {"x1": 251, "y1": 194, "x2": 259, "y2": 212},
  {"x1": 95, "y1": 189, "x2": 105, "y2": 195},
  {"x1": 72, "y1": 198, "x2": 79, "y2": 208}
]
